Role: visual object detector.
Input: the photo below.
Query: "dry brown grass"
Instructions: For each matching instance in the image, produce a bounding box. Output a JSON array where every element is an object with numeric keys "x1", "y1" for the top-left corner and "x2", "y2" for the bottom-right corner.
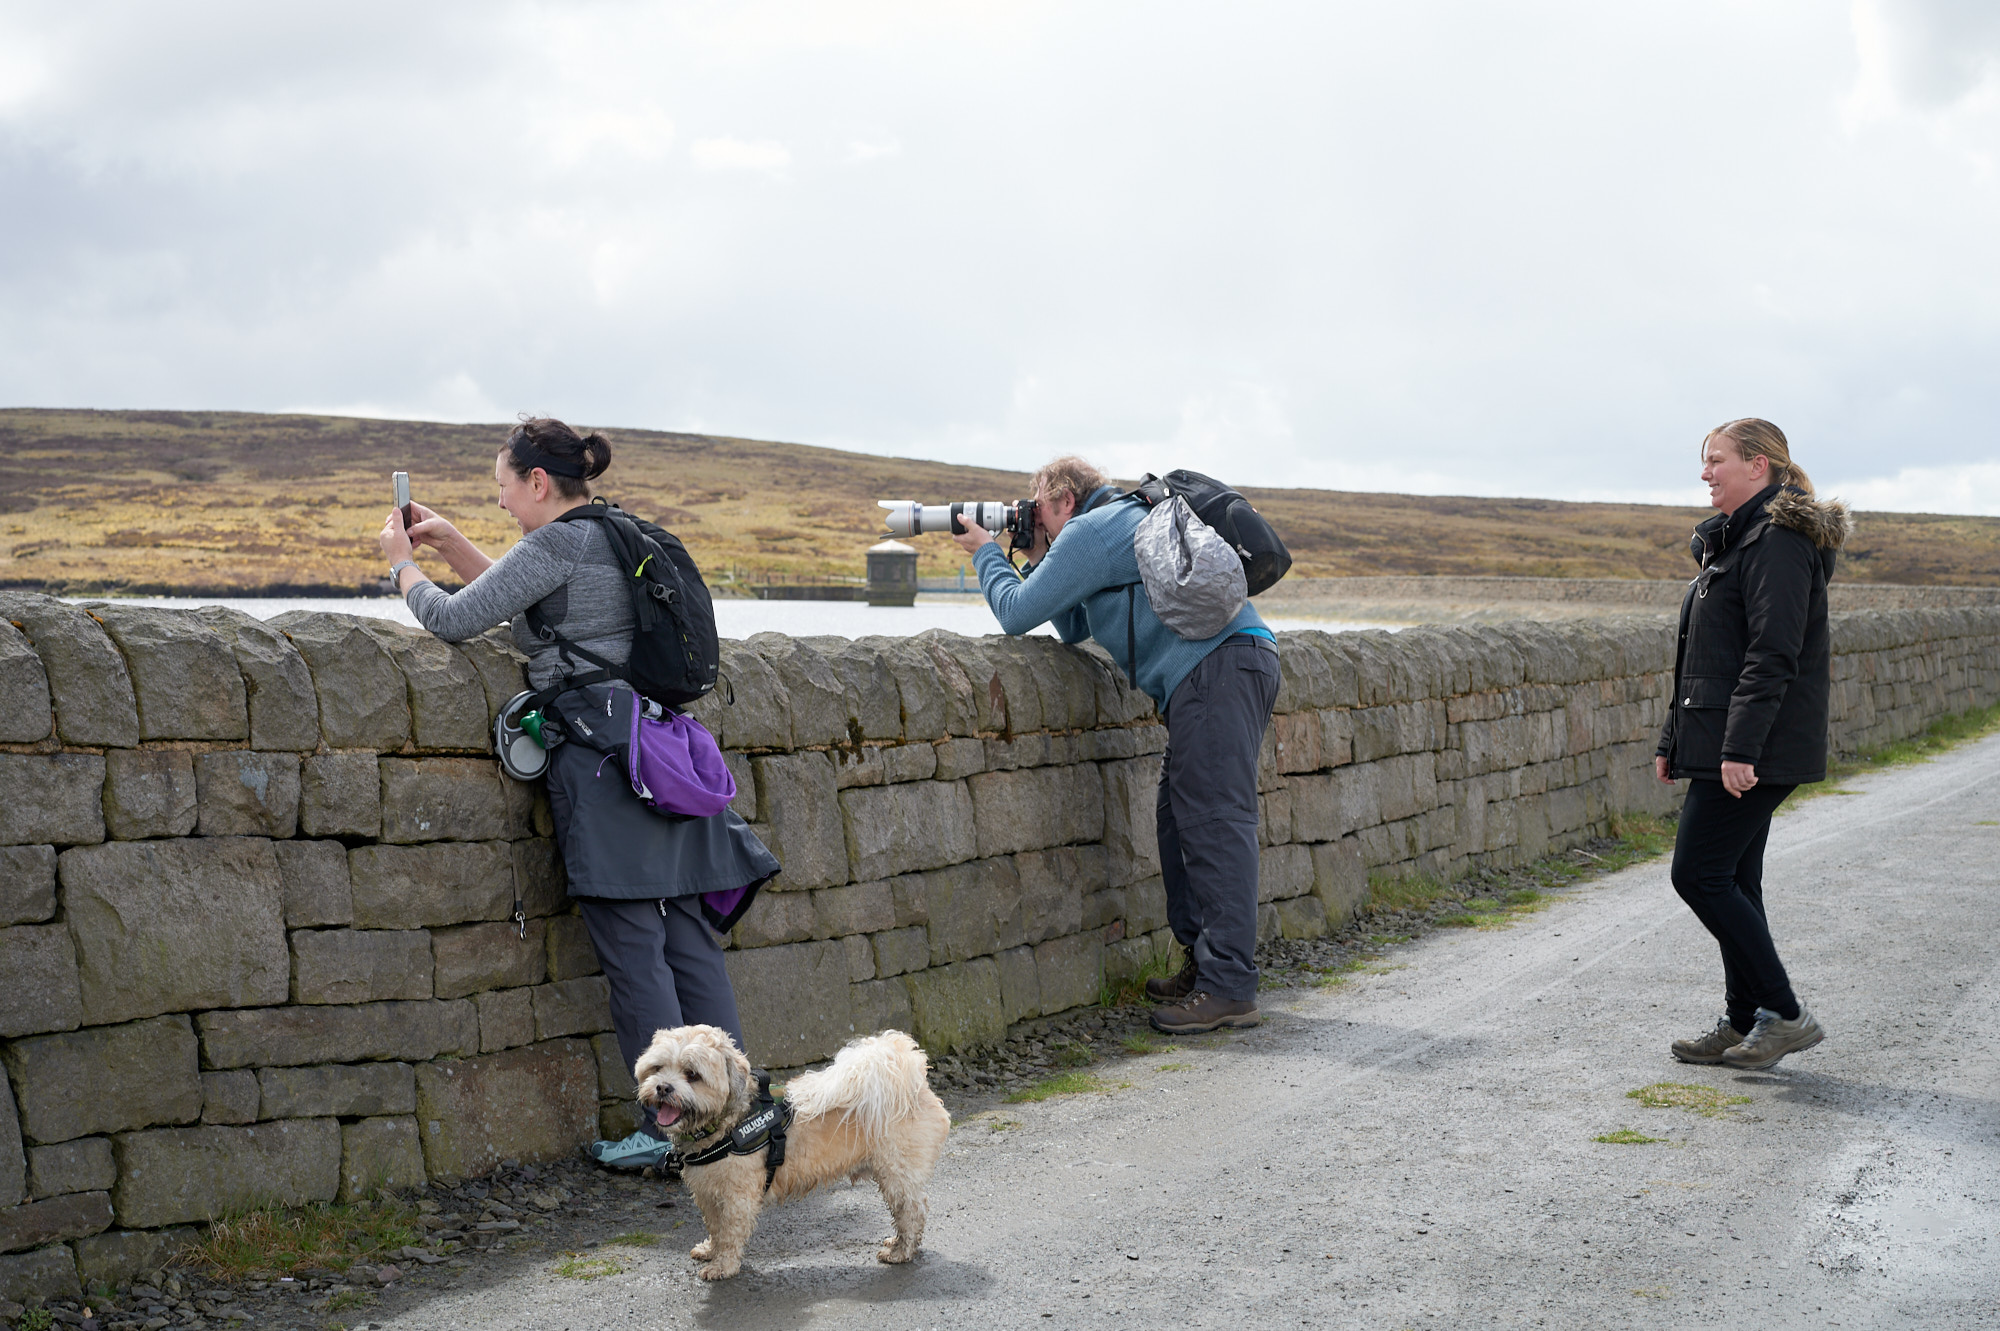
[{"x1": 3, "y1": 407, "x2": 1996, "y2": 594}]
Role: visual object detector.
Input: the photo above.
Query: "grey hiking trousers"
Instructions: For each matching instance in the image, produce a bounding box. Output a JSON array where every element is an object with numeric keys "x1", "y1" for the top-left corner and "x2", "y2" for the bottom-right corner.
[{"x1": 1156, "y1": 635, "x2": 1281, "y2": 1002}]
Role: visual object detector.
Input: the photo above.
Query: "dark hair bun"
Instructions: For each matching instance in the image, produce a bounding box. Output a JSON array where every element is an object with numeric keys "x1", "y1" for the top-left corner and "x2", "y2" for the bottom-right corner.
[{"x1": 505, "y1": 417, "x2": 612, "y2": 497}]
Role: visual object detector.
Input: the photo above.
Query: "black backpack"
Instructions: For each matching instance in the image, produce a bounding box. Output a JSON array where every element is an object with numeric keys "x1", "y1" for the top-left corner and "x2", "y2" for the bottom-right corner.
[
  {"x1": 524, "y1": 500, "x2": 720, "y2": 707},
  {"x1": 1124, "y1": 470, "x2": 1292, "y2": 594}
]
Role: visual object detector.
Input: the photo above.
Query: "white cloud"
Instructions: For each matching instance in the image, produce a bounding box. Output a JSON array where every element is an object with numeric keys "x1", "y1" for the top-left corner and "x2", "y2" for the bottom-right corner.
[
  {"x1": 1824, "y1": 462, "x2": 2000, "y2": 514},
  {"x1": 689, "y1": 136, "x2": 791, "y2": 175},
  {"x1": 844, "y1": 138, "x2": 901, "y2": 163},
  {"x1": 287, "y1": 373, "x2": 505, "y2": 426}
]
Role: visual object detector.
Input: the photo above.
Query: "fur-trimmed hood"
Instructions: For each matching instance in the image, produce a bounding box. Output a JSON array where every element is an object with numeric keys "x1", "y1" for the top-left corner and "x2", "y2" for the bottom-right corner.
[{"x1": 1767, "y1": 488, "x2": 1853, "y2": 551}]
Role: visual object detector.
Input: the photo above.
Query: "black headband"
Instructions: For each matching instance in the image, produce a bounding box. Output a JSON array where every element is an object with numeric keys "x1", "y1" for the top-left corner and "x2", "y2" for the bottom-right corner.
[{"x1": 510, "y1": 434, "x2": 588, "y2": 479}]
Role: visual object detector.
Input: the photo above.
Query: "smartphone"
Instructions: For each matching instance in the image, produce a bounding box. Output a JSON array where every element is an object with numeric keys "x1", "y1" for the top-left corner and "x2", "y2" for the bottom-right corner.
[{"x1": 392, "y1": 472, "x2": 412, "y2": 531}]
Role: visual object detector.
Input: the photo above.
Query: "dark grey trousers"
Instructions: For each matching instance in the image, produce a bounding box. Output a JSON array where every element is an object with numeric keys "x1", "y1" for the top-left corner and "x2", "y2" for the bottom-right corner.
[
  {"x1": 576, "y1": 894, "x2": 745, "y2": 1093},
  {"x1": 1156, "y1": 637, "x2": 1281, "y2": 1002}
]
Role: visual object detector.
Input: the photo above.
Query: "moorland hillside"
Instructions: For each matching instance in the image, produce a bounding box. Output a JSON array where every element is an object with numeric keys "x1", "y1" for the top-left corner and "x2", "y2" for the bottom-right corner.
[{"x1": 1, "y1": 408, "x2": 1994, "y2": 594}]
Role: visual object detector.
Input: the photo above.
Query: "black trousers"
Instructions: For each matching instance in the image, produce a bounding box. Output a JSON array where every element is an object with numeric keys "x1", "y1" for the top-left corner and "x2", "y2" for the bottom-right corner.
[
  {"x1": 1156, "y1": 638, "x2": 1281, "y2": 1002},
  {"x1": 1670, "y1": 777, "x2": 1801, "y2": 1030},
  {"x1": 575, "y1": 894, "x2": 745, "y2": 1109}
]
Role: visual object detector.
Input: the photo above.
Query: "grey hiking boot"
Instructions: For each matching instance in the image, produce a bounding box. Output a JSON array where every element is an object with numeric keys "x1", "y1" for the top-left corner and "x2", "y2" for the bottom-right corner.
[
  {"x1": 1721, "y1": 1006, "x2": 1825, "y2": 1071},
  {"x1": 1149, "y1": 991, "x2": 1260, "y2": 1034},
  {"x1": 1671, "y1": 1016, "x2": 1748, "y2": 1065},
  {"x1": 1144, "y1": 956, "x2": 1199, "y2": 1002}
]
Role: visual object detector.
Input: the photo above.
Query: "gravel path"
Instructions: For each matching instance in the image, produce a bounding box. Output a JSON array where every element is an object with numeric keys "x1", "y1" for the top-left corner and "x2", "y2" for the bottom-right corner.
[{"x1": 367, "y1": 734, "x2": 2000, "y2": 1331}]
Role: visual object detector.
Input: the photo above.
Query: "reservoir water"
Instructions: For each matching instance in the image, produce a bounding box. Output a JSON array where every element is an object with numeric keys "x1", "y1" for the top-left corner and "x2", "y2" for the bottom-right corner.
[{"x1": 62, "y1": 593, "x2": 1397, "y2": 639}]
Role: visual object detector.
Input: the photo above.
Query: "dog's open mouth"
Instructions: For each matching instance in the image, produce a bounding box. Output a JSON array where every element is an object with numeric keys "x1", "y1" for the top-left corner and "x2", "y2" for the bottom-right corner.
[{"x1": 654, "y1": 1103, "x2": 683, "y2": 1129}]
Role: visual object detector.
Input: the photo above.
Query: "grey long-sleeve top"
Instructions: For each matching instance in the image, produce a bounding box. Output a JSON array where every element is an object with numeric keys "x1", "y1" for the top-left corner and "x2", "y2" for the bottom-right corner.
[{"x1": 405, "y1": 520, "x2": 634, "y2": 691}]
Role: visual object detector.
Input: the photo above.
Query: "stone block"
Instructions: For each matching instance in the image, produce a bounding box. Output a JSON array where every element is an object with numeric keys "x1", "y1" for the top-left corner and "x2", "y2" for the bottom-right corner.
[
  {"x1": 750, "y1": 751, "x2": 848, "y2": 890},
  {"x1": 300, "y1": 753, "x2": 382, "y2": 839},
  {"x1": 839, "y1": 780, "x2": 977, "y2": 881},
  {"x1": 531, "y1": 977, "x2": 612, "y2": 1040},
  {"x1": 1257, "y1": 902, "x2": 1280, "y2": 944},
  {"x1": 1081, "y1": 886, "x2": 1125, "y2": 931},
  {"x1": 1032, "y1": 933, "x2": 1104, "y2": 1013},
  {"x1": 969, "y1": 765, "x2": 1104, "y2": 859},
  {"x1": 433, "y1": 920, "x2": 547, "y2": 1000},
  {"x1": 413, "y1": 1040, "x2": 597, "y2": 1179},
  {"x1": 892, "y1": 859, "x2": 1023, "y2": 966},
  {"x1": 0, "y1": 593, "x2": 138, "y2": 748},
  {"x1": 1014, "y1": 845, "x2": 1098, "y2": 945},
  {"x1": 101, "y1": 750, "x2": 198, "y2": 840},
  {"x1": 258, "y1": 1063, "x2": 416, "y2": 1120},
  {"x1": 194, "y1": 606, "x2": 321, "y2": 751},
  {"x1": 71, "y1": 1225, "x2": 197, "y2": 1290},
  {"x1": 832, "y1": 746, "x2": 884, "y2": 789},
  {"x1": 0, "y1": 620, "x2": 51, "y2": 743},
  {"x1": 1310, "y1": 838, "x2": 1368, "y2": 924},
  {"x1": 0, "y1": 754, "x2": 105, "y2": 848},
  {"x1": 454, "y1": 628, "x2": 531, "y2": 725},
  {"x1": 880, "y1": 743, "x2": 938, "y2": 783},
  {"x1": 931, "y1": 737, "x2": 985, "y2": 782},
  {"x1": 196, "y1": 999, "x2": 477, "y2": 1070},
  {"x1": 379, "y1": 758, "x2": 510, "y2": 844},
  {"x1": 501, "y1": 771, "x2": 542, "y2": 838},
  {"x1": 1101, "y1": 755, "x2": 1164, "y2": 887},
  {"x1": 193, "y1": 752, "x2": 300, "y2": 838},
  {"x1": 338, "y1": 1116, "x2": 426, "y2": 1201},
  {"x1": 904, "y1": 958, "x2": 1004, "y2": 1055},
  {"x1": 870, "y1": 640, "x2": 948, "y2": 742},
  {"x1": 1124, "y1": 877, "x2": 1168, "y2": 935},
  {"x1": 811, "y1": 881, "x2": 894, "y2": 939},
  {"x1": 1104, "y1": 930, "x2": 1174, "y2": 985},
  {"x1": 841, "y1": 933, "x2": 874, "y2": 981},
  {"x1": 61, "y1": 838, "x2": 287, "y2": 1026},
  {"x1": 268, "y1": 612, "x2": 411, "y2": 749},
  {"x1": 25, "y1": 1138, "x2": 113, "y2": 1199},
  {"x1": 88, "y1": 605, "x2": 247, "y2": 741},
  {"x1": 348, "y1": 842, "x2": 514, "y2": 929},
  {"x1": 1276, "y1": 894, "x2": 1329, "y2": 940},
  {"x1": 475, "y1": 988, "x2": 536, "y2": 1054},
  {"x1": 0, "y1": 1243, "x2": 79, "y2": 1303},
  {"x1": 4, "y1": 1016, "x2": 201, "y2": 1146},
  {"x1": 290, "y1": 928, "x2": 432, "y2": 1005},
  {"x1": 590, "y1": 1032, "x2": 637, "y2": 1101},
  {"x1": 848, "y1": 977, "x2": 915, "y2": 1037},
  {"x1": 0, "y1": 1078, "x2": 20, "y2": 1210},
  {"x1": 201, "y1": 1071, "x2": 260, "y2": 1126},
  {"x1": 994, "y1": 945, "x2": 1039, "y2": 1024},
  {"x1": 744, "y1": 634, "x2": 848, "y2": 747},
  {"x1": 730, "y1": 891, "x2": 816, "y2": 948},
  {"x1": 870, "y1": 926, "x2": 929, "y2": 979},
  {"x1": 357, "y1": 620, "x2": 489, "y2": 751},
  {"x1": 0, "y1": 1191, "x2": 110, "y2": 1255},
  {"x1": 0, "y1": 926, "x2": 82, "y2": 1039},
  {"x1": 691, "y1": 642, "x2": 791, "y2": 750},
  {"x1": 0, "y1": 847, "x2": 56, "y2": 927},
  {"x1": 513, "y1": 839, "x2": 567, "y2": 919},
  {"x1": 1257, "y1": 844, "x2": 1314, "y2": 903},
  {"x1": 545, "y1": 915, "x2": 600, "y2": 980},
  {"x1": 111, "y1": 1119, "x2": 341, "y2": 1229},
  {"x1": 724, "y1": 939, "x2": 851, "y2": 1068},
  {"x1": 275, "y1": 841, "x2": 353, "y2": 929}
]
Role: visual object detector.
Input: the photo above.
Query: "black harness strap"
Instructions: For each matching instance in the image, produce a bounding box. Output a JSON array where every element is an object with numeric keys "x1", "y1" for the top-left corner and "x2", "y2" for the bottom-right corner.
[{"x1": 678, "y1": 1072, "x2": 791, "y2": 1192}]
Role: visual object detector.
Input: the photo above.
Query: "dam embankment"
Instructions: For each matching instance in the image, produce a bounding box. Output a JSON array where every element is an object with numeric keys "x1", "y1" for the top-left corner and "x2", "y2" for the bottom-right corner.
[{"x1": 3, "y1": 593, "x2": 1998, "y2": 1295}]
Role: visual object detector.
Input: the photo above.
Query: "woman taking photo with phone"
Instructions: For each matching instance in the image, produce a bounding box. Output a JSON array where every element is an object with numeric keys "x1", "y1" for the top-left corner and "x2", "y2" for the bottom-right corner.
[
  {"x1": 378, "y1": 417, "x2": 779, "y2": 1171},
  {"x1": 1655, "y1": 418, "x2": 1850, "y2": 1071}
]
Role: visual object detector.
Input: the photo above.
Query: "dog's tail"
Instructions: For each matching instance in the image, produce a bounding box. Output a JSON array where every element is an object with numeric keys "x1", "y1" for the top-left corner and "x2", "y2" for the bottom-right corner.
[{"x1": 785, "y1": 1030, "x2": 933, "y2": 1142}]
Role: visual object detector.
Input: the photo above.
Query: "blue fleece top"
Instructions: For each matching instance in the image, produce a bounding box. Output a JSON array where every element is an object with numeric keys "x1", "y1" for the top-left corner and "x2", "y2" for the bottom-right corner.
[{"x1": 974, "y1": 486, "x2": 1272, "y2": 712}]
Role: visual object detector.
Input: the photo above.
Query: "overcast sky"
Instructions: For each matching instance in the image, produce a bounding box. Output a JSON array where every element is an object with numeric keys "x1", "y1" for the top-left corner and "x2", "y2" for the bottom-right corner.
[{"x1": 2, "y1": 1, "x2": 1997, "y2": 511}]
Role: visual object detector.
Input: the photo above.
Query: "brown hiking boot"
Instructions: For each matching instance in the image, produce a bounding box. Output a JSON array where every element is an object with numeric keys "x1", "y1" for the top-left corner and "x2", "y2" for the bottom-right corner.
[
  {"x1": 1149, "y1": 991, "x2": 1260, "y2": 1034},
  {"x1": 1670, "y1": 1016, "x2": 1747, "y2": 1065},
  {"x1": 1144, "y1": 956, "x2": 1198, "y2": 1003}
]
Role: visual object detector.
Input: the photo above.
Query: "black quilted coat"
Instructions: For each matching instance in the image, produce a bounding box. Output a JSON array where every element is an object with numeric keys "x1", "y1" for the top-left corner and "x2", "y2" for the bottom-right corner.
[{"x1": 1657, "y1": 484, "x2": 1853, "y2": 784}]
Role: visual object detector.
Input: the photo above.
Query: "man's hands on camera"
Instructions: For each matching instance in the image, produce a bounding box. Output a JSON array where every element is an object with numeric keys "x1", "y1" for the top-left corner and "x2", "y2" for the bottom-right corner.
[{"x1": 950, "y1": 515, "x2": 996, "y2": 556}]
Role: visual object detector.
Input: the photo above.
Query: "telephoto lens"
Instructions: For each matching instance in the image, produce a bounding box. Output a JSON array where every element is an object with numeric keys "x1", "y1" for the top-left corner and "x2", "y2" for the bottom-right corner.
[{"x1": 878, "y1": 501, "x2": 1019, "y2": 537}]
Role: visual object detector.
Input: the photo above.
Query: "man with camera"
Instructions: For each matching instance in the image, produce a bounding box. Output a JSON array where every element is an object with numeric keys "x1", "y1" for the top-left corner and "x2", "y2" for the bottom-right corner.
[{"x1": 952, "y1": 457, "x2": 1280, "y2": 1033}]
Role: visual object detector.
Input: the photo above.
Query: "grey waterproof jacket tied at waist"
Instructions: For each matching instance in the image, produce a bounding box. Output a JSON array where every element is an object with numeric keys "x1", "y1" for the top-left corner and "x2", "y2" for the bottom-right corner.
[{"x1": 1657, "y1": 484, "x2": 1853, "y2": 784}]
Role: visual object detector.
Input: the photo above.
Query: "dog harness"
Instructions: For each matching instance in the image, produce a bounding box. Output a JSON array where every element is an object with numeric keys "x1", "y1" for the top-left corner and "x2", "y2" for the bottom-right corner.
[{"x1": 680, "y1": 1071, "x2": 792, "y2": 1192}]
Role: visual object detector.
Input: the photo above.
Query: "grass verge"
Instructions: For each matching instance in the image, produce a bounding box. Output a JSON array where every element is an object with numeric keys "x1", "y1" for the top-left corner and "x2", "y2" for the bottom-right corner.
[
  {"x1": 1099, "y1": 937, "x2": 1184, "y2": 1008},
  {"x1": 604, "y1": 1232, "x2": 657, "y2": 1248},
  {"x1": 1004, "y1": 1072, "x2": 1106, "y2": 1104},
  {"x1": 1796, "y1": 699, "x2": 2000, "y2": 803},
  {"x1": 181, "y1": 1197, "x2": 422, "y2": 1281},
  {"x1": 1627, "y1": 1083, "x2": 1750, "y2": 1117},
  {"x1": 552, "y1": 1254, "x2": 625, "y2": 1280},
  {"x1": 1594, "y1": 1128, "x2": 1668, "y2": 1145}
]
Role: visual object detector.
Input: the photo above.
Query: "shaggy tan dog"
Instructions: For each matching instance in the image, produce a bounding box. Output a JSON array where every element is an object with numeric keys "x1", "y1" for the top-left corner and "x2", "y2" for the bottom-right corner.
[{"x1": 634, "y1": 1026, "x2": 951, "y2": 1280}]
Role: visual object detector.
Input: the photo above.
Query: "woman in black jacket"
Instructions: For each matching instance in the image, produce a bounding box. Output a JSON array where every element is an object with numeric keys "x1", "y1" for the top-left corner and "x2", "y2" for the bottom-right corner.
[{"x1": 1655, "y1": 418, "x2": 1850, "y2": 1071}]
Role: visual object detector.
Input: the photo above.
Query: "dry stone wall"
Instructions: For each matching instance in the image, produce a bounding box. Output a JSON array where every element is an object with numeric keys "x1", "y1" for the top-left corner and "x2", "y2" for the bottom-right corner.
[{"x1": 3, "y1": 593, "x2": 1998, "y2": 1301}]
